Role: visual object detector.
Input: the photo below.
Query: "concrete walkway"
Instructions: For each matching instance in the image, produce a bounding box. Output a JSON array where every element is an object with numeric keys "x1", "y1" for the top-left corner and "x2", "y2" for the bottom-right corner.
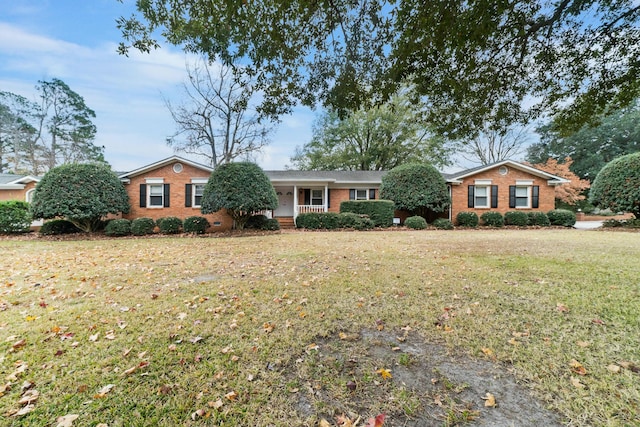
[{"x1": 573, "y1": 220, "x2": 604, "y2": 230}]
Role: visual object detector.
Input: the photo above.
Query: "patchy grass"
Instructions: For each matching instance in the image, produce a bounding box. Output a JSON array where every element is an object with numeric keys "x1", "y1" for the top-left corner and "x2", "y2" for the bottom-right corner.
[{"x1": 0, "y1": 230, "x2": 639, "y2": 426}]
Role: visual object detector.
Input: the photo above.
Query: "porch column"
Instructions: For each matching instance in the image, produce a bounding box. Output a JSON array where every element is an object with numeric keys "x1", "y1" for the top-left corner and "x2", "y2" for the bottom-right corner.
[
  {"x1": 324, "y1": 185, "x2": 329, "y2": 212},
  {"x1": 293, "y1": 185, "x2": 298, "y2": 219}
]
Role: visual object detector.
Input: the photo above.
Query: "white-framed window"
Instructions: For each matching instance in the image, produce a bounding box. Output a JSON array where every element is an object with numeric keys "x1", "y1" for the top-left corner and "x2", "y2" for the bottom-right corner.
[
  {"x1": 349, "y1": 188, "x2": 376, "y2": 200},
  {"x1": 148, "y1": 184, "x2": 164, "y2": 207},
  {"x1": 355, "y1": 189, "x2": 368, "y2": 200},
  {"x1": 514, "y1": 186, "x2": 530, "y2": 208},
  {"x1": 311, "y1": 189, "x2": 323, "y2": 205},
  {"x1": 474, "y1": 186, "x2": 490, "y2": 208},
  {"x1": 193, "y1": 183, "x2": 205, "y2": 207}
]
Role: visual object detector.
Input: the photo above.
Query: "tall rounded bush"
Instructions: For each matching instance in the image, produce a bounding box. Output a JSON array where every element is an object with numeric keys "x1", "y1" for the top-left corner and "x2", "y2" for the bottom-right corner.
[
  {"x1": 201, "y1": 162, "x2": 278, "y2": 230},
  {"x1": 0, "y1": 201, "x2": 32, "y2": 234},
  {"x1": 404, "y1": 215, "x2": 427, "y2": 229},
  {"x1": 590, "y1": 152, "x2": 640, "y2": 217},
  {"x1": 30, "y1": 163, "x2": 130, "y2": 232},
  {"x1": 380, "y1": 163, "x2": 450, "y2": 218}
]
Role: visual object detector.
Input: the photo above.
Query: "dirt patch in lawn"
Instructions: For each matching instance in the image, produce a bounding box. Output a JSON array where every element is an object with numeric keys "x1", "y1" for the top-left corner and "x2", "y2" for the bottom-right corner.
[{"x1": 283, "y1": 328, "x2": 563, "y2": 426}]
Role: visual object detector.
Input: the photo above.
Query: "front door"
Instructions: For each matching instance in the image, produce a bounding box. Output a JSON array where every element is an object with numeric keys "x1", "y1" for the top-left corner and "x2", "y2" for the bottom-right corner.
[{"x1": 274, "y1": 190, "x2": 294, "y2": 217}]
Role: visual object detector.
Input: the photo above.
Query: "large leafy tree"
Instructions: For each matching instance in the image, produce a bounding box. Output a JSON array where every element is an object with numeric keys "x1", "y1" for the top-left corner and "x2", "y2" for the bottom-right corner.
[
  {"x1": 0, "y1": 80, "x2": 104, "y2": 175},
  {"x1": 290, "y1": 91, "x2": 452, "y2": 170},
  {"x1": 379, "y1": 163, "x2": 450, "y2": 220},
  {"x1": 118, "y1": 1, "x2": 640, "y2": 136},
  {"x1": 166, "y1": 58, "x2": 274, "y2": 167},
  {"x1": 200, "y1": 162, "x2": 278, "y2": 230},
  {"x1": 590, "y1": 152, "x2": 640, "y2": 218},
  {"x1": 30, "y1": 163, "x2": 130, "y2": 232},
  {"x1": 527, "y1": 105, "x2": 640, "y2": 179}
]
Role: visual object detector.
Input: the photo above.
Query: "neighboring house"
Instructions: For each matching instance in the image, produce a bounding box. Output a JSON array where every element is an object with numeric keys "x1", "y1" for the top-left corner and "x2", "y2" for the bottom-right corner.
[
  {"x1": 0, "y1": 157, "x2": 569, "y2": 231},
  {"x1": 117, "y1": 156, "x2": 568, "y2": 229}
]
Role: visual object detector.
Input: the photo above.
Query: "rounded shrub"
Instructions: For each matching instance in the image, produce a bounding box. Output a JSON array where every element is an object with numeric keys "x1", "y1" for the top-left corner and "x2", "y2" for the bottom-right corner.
[
  {"x1": 404, "y1": 215, "x2": 427, "y2": 230},
  {"x1": 131, "y1": 217, "x2": 156, "y2": 236},
  {"x1": 105, "y1": 219, "x2": 131, "y2": 236},
  {"x1": 480, "y1": 211, "x2": 504, "y2": 227},
  {"x1": 456, "y1": 211, "x2": 479, "y2": 227},
  {"x1": 432, "y1": 218, "x2": 454, "y2": 230},
  {"x1": 547, "y1": 209, "x2": 576, "y2": 227},
  {"x1": 338, "y1": 212, "x2": 369, "y2": 229},
  {"x1": 0, "y1": 201, "x2": 32, "y2": 234},
  {"x1": 319, "y1": 212, "x2": 341, "y2": 229},
  {"x1": 295, "y1": 213, "x2": 322, "y2": 229},
  {"x1": 590, "y1": 152, "x2": 640, "y2": 218},
  {"x1": 246, "y1": 214, "x2": 269, "y2": 229},
  {"x1": 39, "y1": 219, "x2": 81, "y2": 236},
  {"x1": 157, "y1": 216, "x2": 183, "y2": 234},
  {"x1": 504, "y1": 211, "x2": 529, "y2": 226},
  {"x1": 262, "y1": 218, "x2": 281, "y2": 231},
  {"x1": 183, "y1": 216, "x2": 210, "y2": 234},
  {"x1": 527, "y1": 212, "x2": 550, "y2": 227}
]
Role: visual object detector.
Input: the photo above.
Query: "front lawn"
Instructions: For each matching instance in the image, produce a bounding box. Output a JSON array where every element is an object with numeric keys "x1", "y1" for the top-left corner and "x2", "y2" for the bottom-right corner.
[{"x1": 0, "y1": 230, "x2": 638, "y2": 426}]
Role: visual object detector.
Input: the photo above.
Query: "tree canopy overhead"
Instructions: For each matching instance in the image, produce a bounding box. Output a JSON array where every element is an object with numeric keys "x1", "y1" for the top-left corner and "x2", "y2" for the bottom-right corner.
[{"x1": 118, "y1": 1, "x2": 640, "y2": 136}]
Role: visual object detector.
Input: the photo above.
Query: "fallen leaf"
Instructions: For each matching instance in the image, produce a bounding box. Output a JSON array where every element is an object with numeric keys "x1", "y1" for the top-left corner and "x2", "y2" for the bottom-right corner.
[
  {"x1": 376, "y1": 368, "x2": 392, "y2": 380},
  {"x1": 208, "y1": 398, "x2": 224, "y2": 409},
  {"x1": 618, "y1": 361, "x2": 640, "y2": 373},
  {"x1": 570, "y1": 359, "x2": 587, "y2": 375},
  {"x1": 591, "y1": 318, "x2": 605, "y2": 325},
  {"x1": 89, "y1": 333, "x2": 99, "y2": 342},
  {"x1": 18, "y1": 389, "x2": 39, "y2": 405},
  {"x1": 483, "y1": 392, "x2": 497, "y2": 407},
  {"x1": 105, "y1": 330, "x2": 116, "y2": 340},
  {"x1": 319, "y1": 419, "x2": 332, "y2": 427},
  {"x1": 12, "y1": 339, "x2": 26, "y2": 350},
  {"x1": 576, "y1": 341, "x2": 590, "y2": 348},
  {"x1": 336, "y1": 414, "x2": 355, "y2": 426},
  {"x1": 56, "y1": 414, "x2": 79, "y2": 427},
  {"x1": 263, "y1": 322, "x2": 275, "y2": 333},
  {"x1": 607, "y1": 364, "x2": 621, "y2": 373},
  {"x1": 191, "y1": 409, "x2": 207, "y2": 420},
  {"x1": 365, "y1": 413, "x2": 386, "y2": 427},
  {"x1": 508, "y1": 338, "x2": 519, "y2": 346},
  {"x1": 12, "y1": 404, "x2": 35, "y2": 417},
  {"x1": 94, "y1": 384, "x2": 115, "y2": 398},
  {"x1": 481, "y1": 347, "x2": 494, "y2": 357},
  {"x1": 225, "y1": 390, "x2": 238, "y2": 401},
  {"x1": 556, "y1": 303, "x2": 569, "y2": 313},
  {"x1": 189, "y1": 336, "x2": 203, "y2": 344}
]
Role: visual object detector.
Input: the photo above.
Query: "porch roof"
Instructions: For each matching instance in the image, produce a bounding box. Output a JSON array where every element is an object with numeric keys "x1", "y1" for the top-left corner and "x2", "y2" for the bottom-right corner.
[{"x1": 265, "y1": 170, "x2": 386, "y2": 185}]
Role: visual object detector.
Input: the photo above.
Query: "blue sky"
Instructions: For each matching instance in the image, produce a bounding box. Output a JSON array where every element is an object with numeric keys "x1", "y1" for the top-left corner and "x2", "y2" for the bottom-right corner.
[{"x1": 0, "y1": 0, "x2": 315, "y2": 172}]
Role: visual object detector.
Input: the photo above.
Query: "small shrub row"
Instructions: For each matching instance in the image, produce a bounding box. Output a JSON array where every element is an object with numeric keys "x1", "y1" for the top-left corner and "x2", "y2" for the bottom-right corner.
[
  {"x1": 339, "y1": 200, "x2": 395, "y2": 227},
  {"x1": 603, "y1": 218, "x2": 640, "y2": 228},
  {"x1": 455, "y1": 210, "x2": 573, "y2": 227},
  {"x1": 296, "y1": 212, "x2": 373, "y2": 230},
  {"x1": 104, "y1": 216, "x2": 213, "y2": 237},
  {"x1": 245, "y1": 215, "x2": 280, "y2": 231},
  {"x1": 0, "y1": 201, "x2": 31, "y2": 234}
]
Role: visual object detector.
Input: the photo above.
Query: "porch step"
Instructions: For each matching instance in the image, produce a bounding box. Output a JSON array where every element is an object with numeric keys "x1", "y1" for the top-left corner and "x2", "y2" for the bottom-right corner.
[{"x1": 275, "y1": 217, "x2": 296, "y2": 229}]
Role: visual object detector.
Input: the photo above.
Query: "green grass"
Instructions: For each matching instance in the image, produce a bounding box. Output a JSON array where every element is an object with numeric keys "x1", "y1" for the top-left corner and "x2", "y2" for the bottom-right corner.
[{"x1": 0, "y1": 230, "x2": 639, "y2": 426}]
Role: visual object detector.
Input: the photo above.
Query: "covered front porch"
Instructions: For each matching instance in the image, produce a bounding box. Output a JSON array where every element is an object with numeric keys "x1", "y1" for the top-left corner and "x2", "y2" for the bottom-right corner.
[{"x1": 271, "y1": 185, "x2": 331, "y2": 222}]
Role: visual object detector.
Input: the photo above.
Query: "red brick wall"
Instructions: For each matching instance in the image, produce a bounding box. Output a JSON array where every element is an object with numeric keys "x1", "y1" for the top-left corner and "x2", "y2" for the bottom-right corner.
[
  {"x1": 450, "y1": 166, "x2": 556, "y2": 224},
  {"x1": 122, "y1": 161, "x2": 234, "y2": 231}
]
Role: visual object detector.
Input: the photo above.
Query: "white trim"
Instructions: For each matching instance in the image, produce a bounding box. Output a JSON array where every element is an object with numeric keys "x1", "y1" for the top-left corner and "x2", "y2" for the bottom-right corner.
[
  {"x1": 447, "y1": 160, "x2": 569, "y2": 184},
  {"x1": 474, "y1": 179, "x2": 492, "y2": 185},
  {"x1": 145, "y1": 178, "x2": 164, "y2": 184},
  {"x1": 118, "y1": 155, "x2": 213, "y2": 179},
  {"x1": 25, "y1": 188, "x2": 36, "y2": 203},
  {"x1": 191, "y1": 178, "x2": 209, "y2": 184},
  {"x1": 516, "y1": 180, "x2": 534, "y2": 185}
]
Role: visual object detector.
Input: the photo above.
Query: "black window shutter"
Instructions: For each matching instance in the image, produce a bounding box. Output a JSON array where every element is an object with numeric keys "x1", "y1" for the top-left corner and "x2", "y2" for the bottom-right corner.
[
  {"x1": 163, "y1": 184, "x2": 170, "y2": 207},
  {"x1": 509, "y1": 186, "x2": 516, "y2": 208},
  {"x1": 467, "y1": 185, "x2": 475, "y2": 208},
  {"x1": 185, "y1": 184, "x2": 192, "y2": 207},
  {"x1": 304, "y1": 189, "x2": 311, "y2": 205},
  {"x1": 327, "y1": 189, "x2": 331, "y2": 208},
  {"x1": 349, "y1": 189, "x2": 356, "y2": 200},
  {"x1": 532, "y1": 186, "x2": 540, "y2": 208},
  {"x1": 491, "y1": 185, "x2": 499, "y2": 208},
  {"x1": 369, "y1": 189, "x2": 376, "y2": 200},
  {"x1": 139, "y1": 184, "x2": 147, "y2": 207}
]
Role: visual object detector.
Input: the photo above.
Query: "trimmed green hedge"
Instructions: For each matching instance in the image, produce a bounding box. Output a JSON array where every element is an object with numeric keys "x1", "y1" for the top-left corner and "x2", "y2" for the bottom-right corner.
[
  {"x1": 296, "y1": 212, "x2": 373, "y2": 230},
  {"x1": 504, "y1": 211, "x2": 529, "y2": 226},
  {"x1": 480, "y1": 211, "x2": 504, "y2": 227},
  {"x1": 105, "y1": 219, "x2": 132, "y2": 236},
  {"x1": 432, "y1": 218, "x2": 454, "y2": 230},
  {"x1": 456, "y1": 211, "x2": 479, "y2": 227},
  {"x1": 547, "y1": 209, "x2": 576, "y2": 227},
  {"x1": 339, "y1": 200, "x2": 394, "y2": 227},
  {"x1": 40, "y1": 219, "x2": 81, "y2": 235},
  {"x1": 527, "y1": 212, "x2": 550, "y2": 227},
  {"x1": 405, "y1": 215, "x2": 427, "y2": 229},
  {"x1": 0, "y1": 201, "x2": 31, "y2": 234},
  {"x1": 157, "y1": 217, "x2": 183, "y2": 234},
  {"x1": 131, "y1": 217, "x2": 156, "y2": 236},
  {"x1": 183, "y1": 216, "x2": 210, "y2": 234}
]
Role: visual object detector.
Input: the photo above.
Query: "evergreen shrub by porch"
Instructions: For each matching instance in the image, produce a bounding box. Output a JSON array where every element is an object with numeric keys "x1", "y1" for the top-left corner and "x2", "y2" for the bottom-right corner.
[
  {"x1": 404, "y1": 215, "x2": 427, "y2": 229},
  {"x1": 39, "y1": 220, "x2": 81, "y2": 235},
  {"x1": 504, "y1": 211, "x2": 529, "y2": 226},
  {"x1": 183, "y1": 216, "x2": 210, "y2": 234},
  {"x1": 432, "y1": 218, "x2": 454, "y2": 230},
  {"x1": 547, "y1": 209, "x2": 576, "y2": 227},
  {"x1": 295, "y1": 213, "x2": 321, "y2": 229},
  {"x1": 131, "y1": 217, "x2": 156, "y2": 235},
  {"x1": 262, "y1": 218, "x2": 281, "y2": 231},
  {"x1": 246, "y1": 214, "x2": 269, "y2": 229},
  {"x1": 105, "y1": 219, "x2": 132, "y2": 236},
  {"x1": 527, "y1": 212, "x2": 550, "y2": 226},
  {"x1": 157, "y1": 216, "x2": 183, "y2": 234},
  {"x1": 0, "y1": 201, "x2": 31, "y2": 234},
  {"x1": 338, "y1": 212, "x2": 373, "y2": 230},
  {"x1": 456, "y1": 211, "x2": 479, "y2": 227},
  {"x1": 480, "y1": 211, "x2": 504, "y2": 227},
  {"x1": 339, "y1": 200, "x2": 394, "y2": 227}
]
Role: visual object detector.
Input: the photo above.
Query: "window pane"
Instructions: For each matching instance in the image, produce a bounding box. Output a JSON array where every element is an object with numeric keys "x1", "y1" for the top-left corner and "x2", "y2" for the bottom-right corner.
[
  {"x1": 515, "y1": 186, "x2": 529, "y2": 207},
  {"x1": 516, "y1": 187, "x2": 528, "y2": 197},
  {"x1": 194, "y1": 184, "x2": 205, "y2": 196},
  {"x1": 312, "y1": 190, "x2": 322, "y2": 198},
  {"x1": 475, "y1": 186, "x2": 488, "y2": 207},
  {"x1": 149, "y1": 185, "x2": 163, "y2": 206},
  {"x1": 356, "y1": 189, "x2": 367, "y2": 200}
]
